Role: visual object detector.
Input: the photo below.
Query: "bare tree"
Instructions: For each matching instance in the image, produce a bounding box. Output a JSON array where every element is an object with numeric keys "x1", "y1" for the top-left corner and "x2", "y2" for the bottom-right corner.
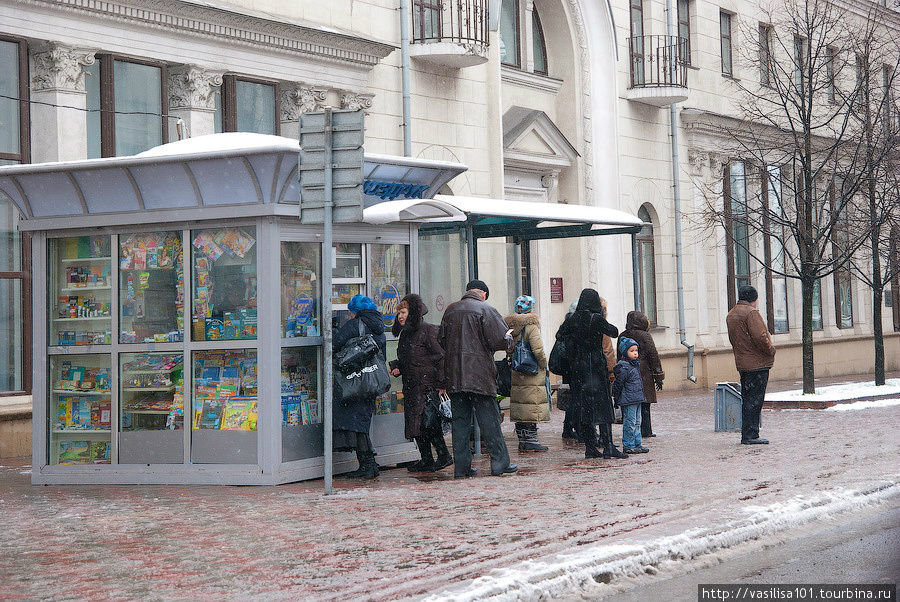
[{"x1": 701, "y1": 0, "x2": 895, "y2": 393}]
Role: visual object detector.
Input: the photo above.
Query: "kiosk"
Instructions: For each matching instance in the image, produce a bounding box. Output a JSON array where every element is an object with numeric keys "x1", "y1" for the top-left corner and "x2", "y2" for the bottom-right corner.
[{"x1": 1, "y1": 134, "x2": 467, "y2": 485}]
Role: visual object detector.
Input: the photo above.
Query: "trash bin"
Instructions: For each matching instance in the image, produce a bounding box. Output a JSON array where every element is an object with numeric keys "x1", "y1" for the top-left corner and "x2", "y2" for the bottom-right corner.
[{"x1": 714, "y1": 382, "x2": 743, "y2": 432}]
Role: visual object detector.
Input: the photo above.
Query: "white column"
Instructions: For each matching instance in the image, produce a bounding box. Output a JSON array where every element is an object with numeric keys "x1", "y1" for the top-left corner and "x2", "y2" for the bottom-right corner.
[
  {"x1": 523, "y1": 0, "x2": 536, "y2": 73},
  {"x1": 29, "y1": 43, "x2": 96, "y2": 163},
  {"x1": 168, "y1": 65, "x2": 224, "y2": 139}
]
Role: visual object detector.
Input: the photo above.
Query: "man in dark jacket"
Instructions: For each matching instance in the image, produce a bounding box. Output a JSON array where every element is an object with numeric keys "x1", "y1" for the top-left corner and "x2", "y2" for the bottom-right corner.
[
  {"x1": 726, "y1": 285, "x2": 776, "y2": 445},
  {"x1": 439, "y1": 280, "x2": 517, "y2": 478}
]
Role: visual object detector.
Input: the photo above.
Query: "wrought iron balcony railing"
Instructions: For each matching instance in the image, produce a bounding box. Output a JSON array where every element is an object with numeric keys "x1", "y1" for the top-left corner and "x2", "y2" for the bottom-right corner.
[
  {"x1": 629, "y1": 35, "x2": 689, "y2": 89},
  {"x1": 411, "y1": 0, "x2": 488, "y2": 46}
]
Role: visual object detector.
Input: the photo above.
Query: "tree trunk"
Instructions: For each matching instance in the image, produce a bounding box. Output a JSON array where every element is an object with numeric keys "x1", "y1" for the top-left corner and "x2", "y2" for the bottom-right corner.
[
  {"x1": 873, "y1": 284, "x2": 885, "y2": 386},
  {"x1": 800, "y1": 275, "x2": 816, "y2": 394}
]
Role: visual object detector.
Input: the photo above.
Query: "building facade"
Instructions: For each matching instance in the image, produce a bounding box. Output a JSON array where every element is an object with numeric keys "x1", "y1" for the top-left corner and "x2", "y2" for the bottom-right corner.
[{"x1": 1, "y1": 0, "x2": 898, "y2": 457}]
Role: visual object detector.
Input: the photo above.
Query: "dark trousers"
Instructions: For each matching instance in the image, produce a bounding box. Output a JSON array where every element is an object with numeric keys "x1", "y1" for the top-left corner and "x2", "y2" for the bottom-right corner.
[
  {"x1": 450, "y1": 392, "x2": 511, "y2": 476},
  {"x1": 641, "y1": 403, "x2": 653, "y2": 436},
  {"x1": 739, "y1": 368, "x2": 769, "y2": 441}
]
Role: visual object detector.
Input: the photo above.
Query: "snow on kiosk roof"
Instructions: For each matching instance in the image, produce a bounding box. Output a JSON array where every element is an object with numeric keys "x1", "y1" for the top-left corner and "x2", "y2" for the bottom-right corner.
[{"x1": 0, "y1": 133, "x2": 468, "y2": 230}]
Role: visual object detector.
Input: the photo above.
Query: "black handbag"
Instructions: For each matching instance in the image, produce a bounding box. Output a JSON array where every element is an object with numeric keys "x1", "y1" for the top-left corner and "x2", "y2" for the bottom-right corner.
[
  {"x1": 335, "y1": 321, "x2": 379, "y2": 373},
  {"x1": 496, "y1": 358, "x2": 511, "y2": 397},
  {"x1": 336, "y1": 321, "x2": 391, "y2": 403},
  {"x1": 548, "y1": 337, "x2": 568, "y2": 377},
  {"x1": 511, "y1": 331, "x2": 539, "y2": 375}
]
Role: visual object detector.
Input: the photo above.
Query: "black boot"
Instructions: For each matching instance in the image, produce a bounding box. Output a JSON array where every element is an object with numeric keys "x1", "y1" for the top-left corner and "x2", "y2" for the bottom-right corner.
[
  {"x1": 520, "y1": 423, "x2": 548, "y2": 452},
  {"x1": 602, "y1": 424, "x2": 628, "y2": 459},
  {"x1": 337, "y1": 449, "x2": 370, "y2": 479},
  {"x1": 347, "y1": 451, "x2": 379, "y2": 479},
  {"x1": 408, "y1": 437, "x2": 435, "y2": 472},
  {"x1": 584, "y1": 425, "x2": 602, "y2": 458},
  {"x1": 431, "y1": 432, "x2": 453, "y2": 471}
]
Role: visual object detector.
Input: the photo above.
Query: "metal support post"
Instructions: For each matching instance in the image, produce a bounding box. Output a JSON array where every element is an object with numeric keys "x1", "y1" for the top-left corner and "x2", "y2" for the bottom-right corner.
[{"x1": 322, "y1": 108, "x2": 335, "y2": 493}]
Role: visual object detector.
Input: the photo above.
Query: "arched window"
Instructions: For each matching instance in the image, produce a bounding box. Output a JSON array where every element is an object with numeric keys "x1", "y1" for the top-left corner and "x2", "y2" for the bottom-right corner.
[
  {"x1": 636, "y1": 205, "x2": 658, "y2": 325},
  {"x1": 532, "y1": 9, "x2": 548, "y2": 75},
  {"x1": 500, "y1": 0, "x2": 520, "y2": 67}
]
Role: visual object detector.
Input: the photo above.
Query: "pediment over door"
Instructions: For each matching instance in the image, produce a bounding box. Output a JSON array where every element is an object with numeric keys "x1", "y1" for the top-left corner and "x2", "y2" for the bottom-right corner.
[{"x1": 502, "y1": 107, "x2": 579, "y2": 172}]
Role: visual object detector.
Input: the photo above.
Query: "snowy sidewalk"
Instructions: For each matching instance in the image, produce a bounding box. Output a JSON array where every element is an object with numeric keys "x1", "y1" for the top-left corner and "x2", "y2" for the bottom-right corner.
[{"x1": 1, "y1": 372, "x2": 898, "y2": 601}]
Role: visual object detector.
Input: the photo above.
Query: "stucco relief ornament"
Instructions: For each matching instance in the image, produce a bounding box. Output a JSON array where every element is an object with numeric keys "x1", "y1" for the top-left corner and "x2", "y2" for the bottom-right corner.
[
  {"x1": 340, "y1": 92, "x2": 375, "y2": 113},
  {"x1": 30, "y1": 43, "x2": 96, "y2": 93},
  {"x1": 281, "y1": 85, "x2": 328, "y2": 121},
  {"x1": 168, "y1": 66, "x2": 224, "y2": 111},
  {"x1": 687, "y1": 149, "x2": 710, "y2": 176}
]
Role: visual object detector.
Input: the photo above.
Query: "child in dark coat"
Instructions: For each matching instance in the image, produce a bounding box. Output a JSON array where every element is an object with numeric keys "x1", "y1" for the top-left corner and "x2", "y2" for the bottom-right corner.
[{"x1": 613, "y1": 337, "x2": 648, "y2": 454}]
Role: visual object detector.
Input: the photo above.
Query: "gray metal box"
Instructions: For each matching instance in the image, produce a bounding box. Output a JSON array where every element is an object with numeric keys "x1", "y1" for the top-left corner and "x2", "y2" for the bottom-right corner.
[{"x1": 714, "y1": 382, "x2": 743, "y2": 432}]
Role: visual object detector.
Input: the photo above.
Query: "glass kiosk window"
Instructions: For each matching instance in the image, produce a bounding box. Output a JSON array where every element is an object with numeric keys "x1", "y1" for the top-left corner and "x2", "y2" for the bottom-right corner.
[
  {"x1": 370, "y1": 243, "x2": 409, "y2": 332},
  {"x1": 281, "y1": 347, "x2": 323, "y2": 461},
  {"x1": 191, "y1": 226, "x2": 258, "y2": 341},
  {"x1": 49, "y1": 236, "x2": 112, "y2": 347},
  {"x1": 49, "y1": 354, "x2": 112, "y2": 465},
  {"x1": 118, "y1": 352, "x2": 184, "y2": 464},
  {"x1": 281, "y1": 242, "x2": 321, "y2": 338},
  {"x1": 191, "y1": 349, "x2": 258, "y2": 464},
  {"x1": 119, "y1": 232, "x2": 184, "y2": 343}
]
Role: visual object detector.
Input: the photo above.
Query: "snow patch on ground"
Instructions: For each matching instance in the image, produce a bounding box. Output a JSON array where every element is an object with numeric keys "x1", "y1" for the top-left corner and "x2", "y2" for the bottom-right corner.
[
  {"x1": 766, "y1": 379, "x2": 900, "y2": 402},
  {"x1": 825, "y1": 398, "x2": 900, "y2": 412},
  {"x1": 426, "y1": 481, "x2": 900, "y2": 601}
]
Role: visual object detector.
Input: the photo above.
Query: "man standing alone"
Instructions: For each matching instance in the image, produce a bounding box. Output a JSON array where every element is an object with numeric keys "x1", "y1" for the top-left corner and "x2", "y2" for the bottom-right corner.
[
  {"x1": 726, "y1": 285, "x2": 776, "y2": 445},
  {"x1": 439, "y1": 280, "x2": 517, "y2": 478}
]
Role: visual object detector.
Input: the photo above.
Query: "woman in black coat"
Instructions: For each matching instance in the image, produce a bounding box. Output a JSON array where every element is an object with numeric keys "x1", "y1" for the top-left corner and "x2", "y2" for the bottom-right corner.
[
  {"x1": 333, "y1": 294, "x2": 386, "y2": 479},
  {"x1": 389, "y1": 294, "x2": 452, "y2": 472},
  {"x1": 557, "y1": 288, "x2": 628, "y2": 459}
]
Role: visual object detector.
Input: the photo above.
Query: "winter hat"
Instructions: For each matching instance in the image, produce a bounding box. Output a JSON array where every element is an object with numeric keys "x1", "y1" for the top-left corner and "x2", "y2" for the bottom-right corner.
[
  {"x1": 618, "y1": 336, "x2": 639, "y2": 358},
  {"x1": 738, "y1": 285, "x2": 758, "y2": 303},
  {"x1": 466, "y1": 279, "x2": 490, "y2": 299},
  {"x1": 575, "y1": 288, "x2": 603, "y2": 314},
  {"x1": 348, "y1": 294, "x2": 378, "y2": 314},
  {"x1": 514, "y1": 295, "x2": 535, "y2": 314}
]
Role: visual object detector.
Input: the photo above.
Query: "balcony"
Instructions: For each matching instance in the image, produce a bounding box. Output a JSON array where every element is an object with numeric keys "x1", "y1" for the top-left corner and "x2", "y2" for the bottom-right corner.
[
  {"x1": 409, "y1": 0, "x2": 489, "y2": 69},
  {"x1": 626, "y1": 35, "x2": 689, "y2": 107}
]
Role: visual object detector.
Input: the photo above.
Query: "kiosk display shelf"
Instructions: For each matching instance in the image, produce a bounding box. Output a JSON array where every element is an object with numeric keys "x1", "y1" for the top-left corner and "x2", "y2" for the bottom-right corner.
[
  {"x1": 191, "y1": 226, "x2": 258, "y2": 342},
  {"x1": 281, "y1": 242, "x2": 321, "y2": 339},
  {"x1": 49, "y1": 236, "x2": 112, "y2": 347},
  {"x1": 49, "y1": 355, "x2": 112, "y2": 465},
  {"x1": 119, "y1": 232, "x2": 184, "y2": 343},
  {"x1": 118, "y1": 352, "x2": 185, "y2": 464}
]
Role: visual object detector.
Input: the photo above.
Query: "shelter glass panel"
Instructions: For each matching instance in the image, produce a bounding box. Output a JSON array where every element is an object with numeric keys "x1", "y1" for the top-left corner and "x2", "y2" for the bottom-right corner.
[
  {"x1": 191, "y1": 226, "x2": 258, "y2": 341},
  {"x1": 369, "y1": 243, "x2": 409, "y2": 332},
  {"x1": 48, "y1": 354, "x2": 112, "y2": 465},
  {"x1": 119, "y1": 232, "x2": 184, "y2": 343},
  {"x1": 282, "y1": 242, "x2": 322, "y2": 338},
  {"x1": 0, "y1": 196, "x2": 21, "y2": 271},
  {"x1": 114, "y1": 60, "x2": 162, "y2": 156},
  {"x1": 49, "y1": 236, "x2": 113, "y2": 347},
  {"x1": 418, "y1": 232, "x2": 467, "y2": 324}
]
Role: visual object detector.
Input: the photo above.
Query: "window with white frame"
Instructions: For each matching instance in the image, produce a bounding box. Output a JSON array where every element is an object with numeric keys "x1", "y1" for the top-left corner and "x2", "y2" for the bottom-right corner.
[
  {"x1": 765, "y1": 166, "x2": 788, "y2": 333},
  {"x1": 636, "y1": 206, "x2": 658, "y2": 325}
]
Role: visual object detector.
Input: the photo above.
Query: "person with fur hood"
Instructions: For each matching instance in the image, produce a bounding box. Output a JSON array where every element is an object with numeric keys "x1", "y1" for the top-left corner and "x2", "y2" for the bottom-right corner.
[
  {"x1": 556, "y1": 288, "x2": 628, "y2": 459},
  {"x1": 389, "y1": 294, "x2": 452, "y2": 472},
  {"x1": 505, "y1": 295, "x2": 550, "y2": 452},
  {"x1": 619, "y1": 310, "x2": 665, "y2": 438}
]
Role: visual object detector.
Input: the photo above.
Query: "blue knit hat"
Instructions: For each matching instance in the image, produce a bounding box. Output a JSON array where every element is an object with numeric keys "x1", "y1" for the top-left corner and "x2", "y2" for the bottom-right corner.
[
  {"x1": 514, "y1": 295, "x2": 535, "y2": 314},
  {"x1": 618, "y1": 336, "x2": 639, "y2": 358},
  {"x1": 348, "y1": 294, "x2": 378, "y2": 314}
]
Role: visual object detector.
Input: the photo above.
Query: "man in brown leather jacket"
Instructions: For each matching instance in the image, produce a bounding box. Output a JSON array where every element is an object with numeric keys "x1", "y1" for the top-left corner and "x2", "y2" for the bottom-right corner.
[
  {"x1": 726, "y1": 285, "x2": 776, "y2": 445},
  {"x1": 439, "y1": 280, "x2": 517, "y2": 478}
]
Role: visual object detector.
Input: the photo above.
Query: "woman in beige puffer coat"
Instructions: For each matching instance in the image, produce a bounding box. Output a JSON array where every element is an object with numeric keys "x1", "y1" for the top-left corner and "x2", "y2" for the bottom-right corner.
[{"x1": 505, "y1": 295, "x2": 549, "y2": 452}]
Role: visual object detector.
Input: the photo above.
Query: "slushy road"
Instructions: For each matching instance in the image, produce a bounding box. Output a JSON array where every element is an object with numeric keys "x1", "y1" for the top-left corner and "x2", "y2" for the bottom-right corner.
[{"x1": 601, "y1": 504, "x2": 900, "y2": 601}]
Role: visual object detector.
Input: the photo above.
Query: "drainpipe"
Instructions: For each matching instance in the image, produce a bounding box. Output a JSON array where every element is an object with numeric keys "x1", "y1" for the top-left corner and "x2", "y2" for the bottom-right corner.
[
  {"x1": 400, "y1": 0, "x2": 412, "y2": 157},
  {"x1": 666, "y1": 0, "x2": 696, "y2": 382}
]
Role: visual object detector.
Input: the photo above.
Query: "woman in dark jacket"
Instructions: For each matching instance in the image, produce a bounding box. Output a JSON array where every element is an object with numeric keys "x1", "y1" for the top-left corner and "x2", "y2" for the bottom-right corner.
[
  {"x1": 333, "y1": 294, "x2": 386, "y2": 479},
  {"x1": 556, "y1": 288, "x2": 627, "y2": 459},
  {"x1": 389, "y1": 294, "x2": 452, "y2": 472},
  {"x1": 619, "y1": 310, "x2": 665, "y2": 437}
]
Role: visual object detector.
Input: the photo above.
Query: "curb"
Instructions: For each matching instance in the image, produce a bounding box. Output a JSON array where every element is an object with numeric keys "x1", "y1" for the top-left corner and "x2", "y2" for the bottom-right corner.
[{"x1": 426, "y1": 480, "x2": 900, "y2": 601}]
